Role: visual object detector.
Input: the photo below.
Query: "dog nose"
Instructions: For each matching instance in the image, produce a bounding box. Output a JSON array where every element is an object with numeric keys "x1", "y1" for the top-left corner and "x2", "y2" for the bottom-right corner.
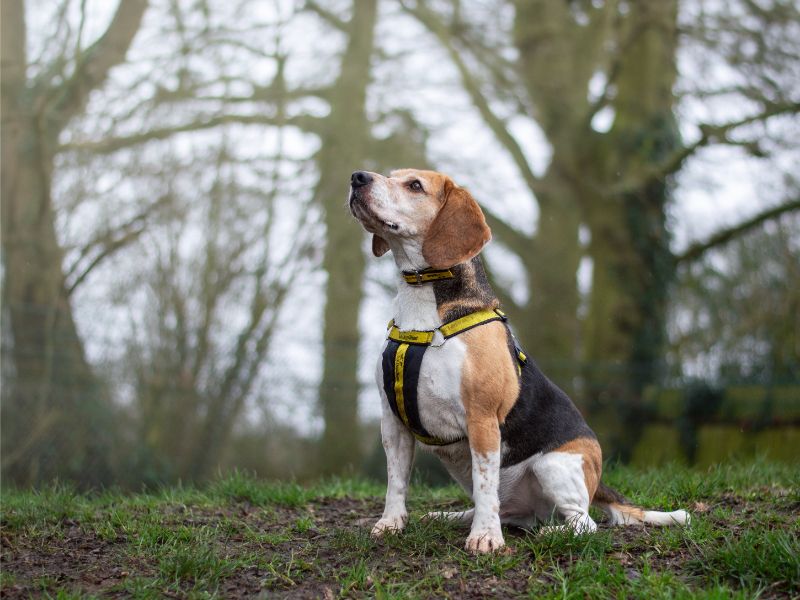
[{"x1": 351, "y1": 171, "x2": 373, "y2": 188}]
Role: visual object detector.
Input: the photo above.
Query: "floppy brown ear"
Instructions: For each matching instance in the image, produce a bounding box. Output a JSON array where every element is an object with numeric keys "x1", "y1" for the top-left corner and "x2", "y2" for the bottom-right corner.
[
  {"x1": 422, "y1": 181, "x2": 491, "y2": 269},
  {"x1": 372, "y1": 234, "x2": 390, "y2": 257}
]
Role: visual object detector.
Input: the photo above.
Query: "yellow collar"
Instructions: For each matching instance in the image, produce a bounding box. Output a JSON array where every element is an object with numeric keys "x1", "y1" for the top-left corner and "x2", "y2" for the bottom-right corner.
[{"x1": 401, "y1": 267, "x2": 455, "y2": 285}]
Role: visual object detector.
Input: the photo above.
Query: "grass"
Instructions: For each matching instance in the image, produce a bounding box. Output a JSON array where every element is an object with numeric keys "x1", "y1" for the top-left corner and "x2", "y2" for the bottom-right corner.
[{"x1": 1, "y1": 459, "x2": 798, "y2": 599}]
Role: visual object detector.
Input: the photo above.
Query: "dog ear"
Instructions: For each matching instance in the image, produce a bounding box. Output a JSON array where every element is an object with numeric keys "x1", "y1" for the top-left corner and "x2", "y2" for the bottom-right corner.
[
  {"x1": 422, "y1": 181, "x2": 491, "y2": 269},
  {"x1": 372, "y1": 234, "x2": 390, "y2": 257}
]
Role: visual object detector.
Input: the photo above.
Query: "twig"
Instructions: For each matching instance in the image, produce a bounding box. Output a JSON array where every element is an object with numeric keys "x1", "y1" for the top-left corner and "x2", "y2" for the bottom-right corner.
[{"x1": 675, "y1": 199, "x2": 800, "y2": 265}]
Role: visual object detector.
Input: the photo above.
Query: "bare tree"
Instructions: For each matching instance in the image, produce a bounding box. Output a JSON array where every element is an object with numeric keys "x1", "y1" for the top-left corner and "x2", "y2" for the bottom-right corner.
[
  {"x1": 120, "y1": 139, "x2": 320, "y2": 481},
  {"x1": 1, "y1": 0, "x2": 149, "y2": 485},
  {"x1": 2, "y1": 0, "x2": 430, "y2": 484},
  {"x1": 1, "y1": 0, "x2": 320, "y2": 484}
]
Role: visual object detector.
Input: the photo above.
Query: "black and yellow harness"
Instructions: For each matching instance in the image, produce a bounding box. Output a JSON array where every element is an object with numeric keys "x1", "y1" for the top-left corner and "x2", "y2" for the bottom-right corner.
[{"x1": 382, "y1": 268, "x2": 527, "y2": 445}]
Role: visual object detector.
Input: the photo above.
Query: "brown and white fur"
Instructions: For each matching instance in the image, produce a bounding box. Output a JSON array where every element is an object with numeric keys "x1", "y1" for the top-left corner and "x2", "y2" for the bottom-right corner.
[{"x1": 349, "y1": 169, "x2": 689, "y2": 554}]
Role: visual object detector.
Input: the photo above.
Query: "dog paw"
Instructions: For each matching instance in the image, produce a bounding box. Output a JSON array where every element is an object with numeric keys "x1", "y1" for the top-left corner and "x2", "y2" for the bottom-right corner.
[
  {"x1": 465, "y1": 529, "x2": 505, "y2": 554},
  {"x1": 370, "y1": 514, "x2": 407, "y2": 537}
]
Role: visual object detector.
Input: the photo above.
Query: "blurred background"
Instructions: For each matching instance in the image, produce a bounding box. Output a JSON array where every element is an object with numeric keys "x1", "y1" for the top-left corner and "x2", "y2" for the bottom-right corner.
[{"x1": 2, "y1": 0, "x2": 798, "y2": 490}]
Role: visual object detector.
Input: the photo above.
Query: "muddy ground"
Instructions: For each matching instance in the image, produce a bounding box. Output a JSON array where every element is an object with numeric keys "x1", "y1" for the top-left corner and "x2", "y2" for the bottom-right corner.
[{"x1": 2, "y1": 492, "x2": 798, "y2": 598}]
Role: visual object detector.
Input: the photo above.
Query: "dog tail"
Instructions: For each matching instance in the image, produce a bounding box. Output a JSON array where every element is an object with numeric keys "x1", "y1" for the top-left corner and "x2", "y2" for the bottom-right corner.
[{"x1": 591, "y1": 482, "x2": 690, "y2": 526}]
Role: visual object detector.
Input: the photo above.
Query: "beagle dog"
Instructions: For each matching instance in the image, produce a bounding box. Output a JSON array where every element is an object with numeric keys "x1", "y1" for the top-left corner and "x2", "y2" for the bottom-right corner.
[{"x1": 349, "y1": 169, "x2": 689, "y2": 554}]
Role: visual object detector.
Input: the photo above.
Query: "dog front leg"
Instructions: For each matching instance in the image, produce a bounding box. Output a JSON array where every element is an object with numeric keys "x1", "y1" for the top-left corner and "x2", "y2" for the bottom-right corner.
[
  {"x1": 465, "y1": 417, "x2": 504, "y2": 553},
  {"x1": 372, "y1": 413, "x2": 415, "y2": 537}
]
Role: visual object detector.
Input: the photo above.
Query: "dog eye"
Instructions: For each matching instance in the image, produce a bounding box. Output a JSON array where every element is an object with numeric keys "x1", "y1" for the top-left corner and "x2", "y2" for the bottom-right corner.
[{"x1": 408, "y1": 180, "x2": 424, "y2": 192}]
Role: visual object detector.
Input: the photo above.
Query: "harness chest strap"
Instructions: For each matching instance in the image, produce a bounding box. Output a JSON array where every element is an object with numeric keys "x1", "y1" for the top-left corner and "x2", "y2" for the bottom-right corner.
[
  {"x1": 388, "y1": 307, "x2": 507, "y2": 345},
  {"x1": 382, "y1": 307, "x2": 528, "y2": 446}
]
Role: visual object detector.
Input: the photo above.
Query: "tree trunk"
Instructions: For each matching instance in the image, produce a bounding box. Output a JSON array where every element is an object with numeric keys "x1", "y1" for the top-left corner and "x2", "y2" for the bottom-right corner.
[
  {"x1": 317, "y1": 0, "x2": 379, "y2": 474},
  {"x1": 1, "y1": 0, "x2": 147, "y2": 486},
  {"x1": 583, "y1": 0, "x2": 679, "y2": 460},
  {"x1": 1, "y1": 114, "x2": 113, "y2": 486},
  {"x1": 508, "y1": 1, "x2": 592, "y2": 396},
  {"x1": 507, "y1": 177, "x2": 582, "y2": 394},
  {"x1": 508, "y1": 0, "x2": 679, "y2": 459}
]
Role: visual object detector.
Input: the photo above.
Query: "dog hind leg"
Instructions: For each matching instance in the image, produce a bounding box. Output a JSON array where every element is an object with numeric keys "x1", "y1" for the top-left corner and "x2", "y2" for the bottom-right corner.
[{"x1": 530, "y1": 450, "x2": 598, "y2": 534}]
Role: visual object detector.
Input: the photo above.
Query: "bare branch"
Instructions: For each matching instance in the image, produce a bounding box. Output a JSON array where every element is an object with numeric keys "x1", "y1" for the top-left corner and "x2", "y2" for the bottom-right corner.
[
  {"x1": 46, "y1": 0, "x2": 149, "y2": 128},
  {"x1": 213, "y1": 258, "x2": 299, "y2": 428},
  {"x1": 189, "y1": 86, "x2": 330, "y2": 105},
  {"x1": 74, "y1": 0, "x2": 89, "y2": 64},
  {"x1": 402, "y1": 1, "x2": 542, "y2": 196},
  {"x1": 442, "y1": 11, "x2": 527, "y2": 114},
  {"x1": 26, "y1": 1, "x2": 73, "y2": 88},
  {"x1": 675, "y1": 198, "x2": 800, "y2": 265},
  {"x1": 304, "y1": 0, "x2": 349, "y2": 33},
  {"x1": 60, "y1": 113, "x2": 322, "y2": 154},
  {"x1": 65, "y1": 194, "x2": 172, "y2": 294},
  {"x1": 583, "y1": 4, "x2": 645, "y2": 128},
  {"x1": 191, "y1": 136, "x2": 281, "y2": 381},
  {"x1": 615, "y1": 101, "x2": 800, "y2": 194}
]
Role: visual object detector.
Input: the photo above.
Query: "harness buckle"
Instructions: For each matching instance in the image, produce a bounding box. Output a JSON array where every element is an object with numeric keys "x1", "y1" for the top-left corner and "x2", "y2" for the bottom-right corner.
[
  {"x1": 429, "y1": 329, "x2": 446, "y2": 347},
  {"x1": 409, "y1": 270, "x2": 423, "y2": 285}
]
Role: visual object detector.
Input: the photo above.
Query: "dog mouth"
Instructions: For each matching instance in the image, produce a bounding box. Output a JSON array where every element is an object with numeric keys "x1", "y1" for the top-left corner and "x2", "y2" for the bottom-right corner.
[{"x1": 349, "y1": 192, "x2": 399, "y2": 231}]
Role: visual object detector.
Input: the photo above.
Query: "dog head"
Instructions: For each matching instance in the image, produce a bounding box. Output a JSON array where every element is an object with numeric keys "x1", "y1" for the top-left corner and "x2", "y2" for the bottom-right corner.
[{"x1": 348, "y1": 169, "x2": 491, "y2": 269}]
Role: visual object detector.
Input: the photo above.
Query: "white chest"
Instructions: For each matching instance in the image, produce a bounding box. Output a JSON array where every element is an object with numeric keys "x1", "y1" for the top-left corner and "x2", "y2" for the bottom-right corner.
[{"x1": 416, "y1": 338, "x2": 468, "y2": 440}]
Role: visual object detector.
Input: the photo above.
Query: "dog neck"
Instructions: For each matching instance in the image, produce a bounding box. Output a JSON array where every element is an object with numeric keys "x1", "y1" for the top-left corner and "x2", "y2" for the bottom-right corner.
[
  {"x1": 389, "y1": 240, "x2": 442, "y2": 331},
  {"x1": 390, "y1": 251, "x2": 499, "y2": 331}
]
